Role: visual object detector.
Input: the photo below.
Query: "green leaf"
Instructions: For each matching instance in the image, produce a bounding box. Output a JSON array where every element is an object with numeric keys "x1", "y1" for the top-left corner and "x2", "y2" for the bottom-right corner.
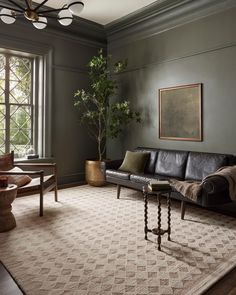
[{"x1": 73, "y1": 49, "x2": 141, "y2": 159}]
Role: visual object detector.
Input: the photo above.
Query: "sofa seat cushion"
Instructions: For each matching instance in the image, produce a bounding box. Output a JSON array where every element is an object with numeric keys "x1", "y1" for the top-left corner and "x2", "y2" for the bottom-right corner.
[
  {"x1": 155, "y1": 150, "x2": 188, "y2": 179},
  {"x1": 134, "y1": 147, "x2": 159, "y2": 174},
  {"x1": 130, "y1": 173, "x2": 176, "y2": 185},
  {"x1": 185, "y1": 152, "x2": 228, "y2": 181},
  {"x1": 106, "y1": 169, "x2": 130, "y2": 180},
  {"x1": 130, "y1": 174, "x2": 154, "y2": 185}
]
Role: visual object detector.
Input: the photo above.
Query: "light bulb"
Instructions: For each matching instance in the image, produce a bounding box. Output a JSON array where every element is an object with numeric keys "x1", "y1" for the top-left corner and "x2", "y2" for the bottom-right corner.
[
  {"x1": 67, "y1": 1, "x2": 84, "y2": 15},
  {"x1": 58, "y1": 9, "x2": 73, "y2": 26},
  {"x1": 0, "y1": 8, "x2": 16, "y2": 24},
  {"x1": 33, "y1": 16, "x2": 47, "y2": 29}
]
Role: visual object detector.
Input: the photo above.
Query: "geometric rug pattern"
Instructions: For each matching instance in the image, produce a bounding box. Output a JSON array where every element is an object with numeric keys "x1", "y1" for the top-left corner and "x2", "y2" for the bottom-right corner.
[{"x1": 0, "y1": 185, "x2": 236, "y2": 295}]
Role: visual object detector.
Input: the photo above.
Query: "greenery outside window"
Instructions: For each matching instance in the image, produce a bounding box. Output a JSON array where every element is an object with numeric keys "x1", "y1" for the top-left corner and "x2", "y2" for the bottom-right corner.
[{"x1": 0, "y1": 52, "x2": 36, "y2": 158}]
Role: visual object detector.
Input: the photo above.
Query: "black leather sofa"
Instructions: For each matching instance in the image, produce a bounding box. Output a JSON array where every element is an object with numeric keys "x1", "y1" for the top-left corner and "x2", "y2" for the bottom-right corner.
[{"x1": 105, "y1": 147, "x2": 235, "y2": 219}]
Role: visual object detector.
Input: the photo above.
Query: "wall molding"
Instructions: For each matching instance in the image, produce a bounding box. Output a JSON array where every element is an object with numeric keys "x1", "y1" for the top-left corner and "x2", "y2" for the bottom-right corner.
[
  {"x1": 52, "y1": 64, "x2": 88, "y2": 75},
  {"x1": 106, "y1": 0, "x2": 189, "y2": 33},
  {"x1": 44, "y1": 17, "x2": 106, "y2": 48},
  {"x1": 1, "y1": 0, "x2": 235, "y2": 50},
  {"x1": 0, "y1": 32, "x2": 53, "y2": 55},
  {"x1": 119, "y1": 41, "x2": 236, "y2": 75},
  {"x1": 106, "y1": 0, "x2": 236, "y2": 49}
]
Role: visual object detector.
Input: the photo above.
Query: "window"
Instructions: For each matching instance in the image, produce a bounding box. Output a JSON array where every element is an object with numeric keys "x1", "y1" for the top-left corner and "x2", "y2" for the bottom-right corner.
[{"x1": 0, "y1": 53, "x2": 35, "y2": 158}]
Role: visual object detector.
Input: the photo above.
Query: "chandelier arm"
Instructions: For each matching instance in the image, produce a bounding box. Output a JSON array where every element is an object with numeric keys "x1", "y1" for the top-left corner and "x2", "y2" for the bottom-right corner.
[
  {"x1": 68, "y1": 1, "x2": 84, "y2": 8},
  {"x1": 0, "y1": 4, "x2": 22, "y2": 13},
  {"x1": 24, "y1": 0, "x2": 30, "y2": 10},
  {"x1": 7, "y1": 0, "x2": 25, "y2": 11},
  {"x1": 38, "y1": 7, "x2": 68, "y2": 14},
  {"x1": 34, "y1": 0, "x2": 49, "y2": 12},
  {"x1": 38, "y1": 14, "x2": 55, "y2": 19},
  {"x1": 0, "y1": 13, "x2": 16, "y2": 17},
  {"x1": 38, "y1": 14, "x2": 71, "y2": 20}
]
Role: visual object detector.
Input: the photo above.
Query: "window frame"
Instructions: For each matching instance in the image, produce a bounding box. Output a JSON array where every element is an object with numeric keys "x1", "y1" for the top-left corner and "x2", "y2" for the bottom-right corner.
[
  {"x1": 0, "y1": 42, "x2": 52, "y2": 159},
  {"x1": 0, "y1": 52, "x2": 36, "y2": 157}
]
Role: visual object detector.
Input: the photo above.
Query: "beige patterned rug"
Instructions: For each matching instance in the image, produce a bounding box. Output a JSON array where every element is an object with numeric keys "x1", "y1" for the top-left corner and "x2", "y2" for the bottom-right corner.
[{"x1": 1, "y1": 185, "x2": 236, "y2": 295}]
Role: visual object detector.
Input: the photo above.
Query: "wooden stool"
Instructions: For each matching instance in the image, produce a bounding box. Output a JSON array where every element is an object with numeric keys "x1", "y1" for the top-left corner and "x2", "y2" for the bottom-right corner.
[{"x1": 0, "y1": 184, "x2": 17, "y2": 232}]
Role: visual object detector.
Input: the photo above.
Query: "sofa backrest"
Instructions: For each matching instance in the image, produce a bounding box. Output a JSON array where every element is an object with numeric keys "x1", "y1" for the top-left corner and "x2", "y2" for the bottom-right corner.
[
  {"x1": 154, "y1": 149, "x2": 188, "y2": 179},
  {"x1": 185, "y1": 152, "x2": 229, "y2": 181},
  {"x1": 135, "y1": 147, "x2": 159, "y2": 174},
  {"x1": 134, "y1": 147, "x2": 233, "y2": 180}
]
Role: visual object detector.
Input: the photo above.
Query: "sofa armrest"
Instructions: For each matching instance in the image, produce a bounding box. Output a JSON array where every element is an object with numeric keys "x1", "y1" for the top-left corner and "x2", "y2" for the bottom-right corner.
[
  {"x1": 104, "y1": 159, "x2": 123, "y2": 170},
  {"x1": 202, "y1": 175, "x2": 229, "y2": 194}
]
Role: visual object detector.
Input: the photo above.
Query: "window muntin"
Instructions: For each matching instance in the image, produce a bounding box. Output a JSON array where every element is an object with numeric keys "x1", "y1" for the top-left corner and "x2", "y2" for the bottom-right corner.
[{"x1": 0, "y1": 53, "x2": 34, "y2": 158}]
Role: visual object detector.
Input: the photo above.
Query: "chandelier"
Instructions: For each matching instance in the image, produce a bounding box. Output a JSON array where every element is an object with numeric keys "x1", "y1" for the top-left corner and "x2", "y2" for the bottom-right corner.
[{"x1": 0, "y1": 0, "x2": 84, "y2": 29}]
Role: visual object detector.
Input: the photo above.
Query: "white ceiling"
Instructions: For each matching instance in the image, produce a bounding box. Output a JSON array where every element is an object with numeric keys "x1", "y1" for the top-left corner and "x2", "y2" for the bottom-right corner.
[{"x1": 33, "y1": 0, "x2": 159, "y2": 25}]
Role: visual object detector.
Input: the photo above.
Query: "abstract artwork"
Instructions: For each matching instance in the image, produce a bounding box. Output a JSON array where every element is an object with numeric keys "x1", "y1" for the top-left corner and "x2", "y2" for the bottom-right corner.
[{"x1": 159, "y1": 83, "x2": 202, "y2": 141}]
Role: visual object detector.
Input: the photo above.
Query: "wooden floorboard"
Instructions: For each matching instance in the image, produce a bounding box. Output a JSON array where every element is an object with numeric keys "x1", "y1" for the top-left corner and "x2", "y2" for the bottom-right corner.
[
  {"x1": 0, "y1": 262, "x2": 24, "y2": 295},
  {"x1": 204, "y1": 267, "x2": 236, "y2": 295}
]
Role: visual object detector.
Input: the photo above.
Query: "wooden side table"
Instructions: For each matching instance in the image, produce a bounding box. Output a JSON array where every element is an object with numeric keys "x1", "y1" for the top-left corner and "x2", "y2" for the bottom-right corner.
[
  {"x1": 143, "y1": 185, "x2": 172, "y2": 251},
  {"x1": 0, "y1": 184, "x2": 18, "y2": 232}
]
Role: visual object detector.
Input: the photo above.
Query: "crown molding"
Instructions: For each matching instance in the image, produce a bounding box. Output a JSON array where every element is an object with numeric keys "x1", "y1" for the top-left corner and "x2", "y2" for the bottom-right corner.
[
  {"x1": 0, "y1": 0, "x2": 106, "y2": 48},
  {"x1": 48, "y1": 16, "x2": 106, "y2": 48},
  {"x1": 106, "y1": 0, "x2": 189, "y2": 33},
  {"x1": 1, "y1": 0, "x2": 236, "y2": 50},
  {"x1": 106, "y1": 0, "x2": 236, "y2": 48}
]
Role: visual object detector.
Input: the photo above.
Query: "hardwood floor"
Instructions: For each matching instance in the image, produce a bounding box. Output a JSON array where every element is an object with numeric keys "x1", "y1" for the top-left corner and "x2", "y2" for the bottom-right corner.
[
  {"x1": 204, "y1": 267, "x2": 236, "y2": 295},
  {"x1": 0, "y1": 262, "x2": 24, "y2": 295}
]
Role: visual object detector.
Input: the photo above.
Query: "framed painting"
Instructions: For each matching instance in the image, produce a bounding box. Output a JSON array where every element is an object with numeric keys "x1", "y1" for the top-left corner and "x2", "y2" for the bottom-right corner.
[{"x1": 159, "y1": 83, "x2": 202, "y2": 141}]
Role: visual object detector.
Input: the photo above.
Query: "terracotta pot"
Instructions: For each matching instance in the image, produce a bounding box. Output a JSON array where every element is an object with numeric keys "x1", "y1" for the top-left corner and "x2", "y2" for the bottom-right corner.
[{"x1": 85, "y1": 160, "x2": 106, "y2": 187}]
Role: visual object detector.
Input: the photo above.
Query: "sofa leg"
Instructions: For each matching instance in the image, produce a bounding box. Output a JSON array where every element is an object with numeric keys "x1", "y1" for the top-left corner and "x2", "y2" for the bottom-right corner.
[
  {"x1": 181, "y1": 201, "x2": 186, "y2": 220},
  {"x1": 117, "y1": 185, "x2": 121, "y2": 199}
]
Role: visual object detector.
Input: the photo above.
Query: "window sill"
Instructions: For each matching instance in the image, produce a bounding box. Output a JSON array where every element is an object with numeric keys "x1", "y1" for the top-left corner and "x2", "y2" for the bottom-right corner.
[{"x1": 15, "y1": 157, "x2": 55, "y2": 163}]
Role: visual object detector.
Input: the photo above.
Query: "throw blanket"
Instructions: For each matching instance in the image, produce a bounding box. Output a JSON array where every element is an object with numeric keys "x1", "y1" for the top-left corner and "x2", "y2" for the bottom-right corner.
[
  {"x1": 209, "y1": 165, "x2": 236, "y2": 201},
  {"x1": 170, "y1": 180, "x2": 201, "y2": 202},
  {"x1": 171, "y1": 165, "x2": 236, "y2": 202}
]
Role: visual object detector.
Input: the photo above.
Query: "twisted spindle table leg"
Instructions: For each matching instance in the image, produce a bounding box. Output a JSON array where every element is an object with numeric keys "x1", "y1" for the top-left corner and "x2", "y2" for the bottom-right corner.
[
  {"x1": 144, "y1": 192, "x2": 148, "y2": 240},
  {"x1": 157, "y1": 194, "x2": 161, "y2": 251},
  {"x1": 167, "y1": 193, "x2": 171, "y2": 241}
]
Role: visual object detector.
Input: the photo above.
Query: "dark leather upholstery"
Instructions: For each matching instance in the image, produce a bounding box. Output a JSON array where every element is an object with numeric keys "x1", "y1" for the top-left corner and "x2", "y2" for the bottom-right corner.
[
  {"x1": 106, "y1": 169, "x2": 130, "y2": 180},
  {"x1": 130, "y1": 174, "x2": 152, "y2": 184},
  {"x1": 135, "y1": 147, "x2": 158, "y2": 174},
  {"x1": 130, "y1": 173, "x2": 169, "y2": 184},
  {"x1": 155, "y1": 150, "x2": 188, "y2": 179},
  {"x1": 202, "y1": 175, "x2": 229, "y2": 194},
  {"x1": 200, "y1": 188, "x2": 231, "y2": 207},
  {"x1": 185, "y1": 152, "x2": 228, "y2": 181},
  {"x1": 105, "y1": 147, "x2": 234, "y2": 208}
]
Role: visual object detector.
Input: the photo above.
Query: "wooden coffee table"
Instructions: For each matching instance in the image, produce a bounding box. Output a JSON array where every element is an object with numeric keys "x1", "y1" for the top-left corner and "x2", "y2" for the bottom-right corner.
[
  {"x1": 0, "y1": 184, "x2": 18, "y2": 232},
  {"x1": 143, "y1": 185, "x2": 172, "y2": 250}
]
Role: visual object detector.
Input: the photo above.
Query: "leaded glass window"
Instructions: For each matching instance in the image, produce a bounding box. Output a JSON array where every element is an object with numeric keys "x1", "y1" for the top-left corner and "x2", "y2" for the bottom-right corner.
[{"x1": 0, "y1": 53, "x2": 34, "y2": 158}]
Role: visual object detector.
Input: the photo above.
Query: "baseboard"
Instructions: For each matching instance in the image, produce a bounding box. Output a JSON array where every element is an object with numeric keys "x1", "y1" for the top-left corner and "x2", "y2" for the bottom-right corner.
[
  {"x1": 58, "y1": 181, "x2": 86, "y2": 190},
  {"x1": 57, "y1": 173, "x2": 85, "y2": 186}
]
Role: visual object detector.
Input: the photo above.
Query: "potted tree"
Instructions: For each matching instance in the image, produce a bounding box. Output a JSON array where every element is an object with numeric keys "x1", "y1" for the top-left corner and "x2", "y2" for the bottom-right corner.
[{"x1": 74, "y1": 49, "x2": 141, "y2": 186}]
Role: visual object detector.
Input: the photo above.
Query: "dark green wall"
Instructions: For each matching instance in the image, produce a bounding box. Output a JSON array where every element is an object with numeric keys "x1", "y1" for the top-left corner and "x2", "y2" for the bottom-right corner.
[
  {"x1": 0, "y1": 19, "x2": 106, "y2": 184},
  {"x1": 107, "y1": 6, "x2": 236, "y2": 158},
  {"x1": 1, "y1": 1, "x2": 236, "y2": 185}
]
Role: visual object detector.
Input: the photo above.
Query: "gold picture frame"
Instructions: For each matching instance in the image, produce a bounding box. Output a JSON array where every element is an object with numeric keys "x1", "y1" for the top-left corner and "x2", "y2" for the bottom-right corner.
[{"x1": 159, "y1": 83, "x2": 202, "y2": 141}]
